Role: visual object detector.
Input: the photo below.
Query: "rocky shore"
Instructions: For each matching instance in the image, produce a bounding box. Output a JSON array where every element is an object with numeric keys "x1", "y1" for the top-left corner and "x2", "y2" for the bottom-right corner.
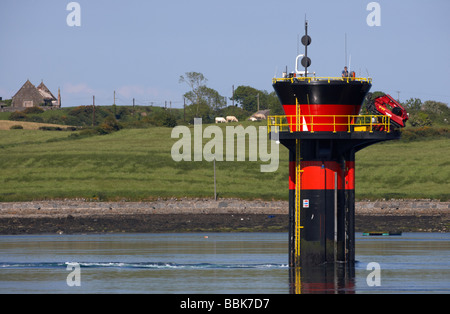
[{"x1": 0, "y1": 199, "x2": 448, "y2": 234}]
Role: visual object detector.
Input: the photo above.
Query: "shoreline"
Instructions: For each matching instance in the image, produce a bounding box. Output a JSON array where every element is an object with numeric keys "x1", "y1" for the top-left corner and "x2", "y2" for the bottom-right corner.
[{"x1": 0, "y1": 199, "x2": 448, "y2": 234}]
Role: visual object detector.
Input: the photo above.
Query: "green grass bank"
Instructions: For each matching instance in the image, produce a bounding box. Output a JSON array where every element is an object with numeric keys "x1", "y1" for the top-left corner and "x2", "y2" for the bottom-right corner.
[{"x1": 0, "y1": 123, "x2": 448, "y2": 202}]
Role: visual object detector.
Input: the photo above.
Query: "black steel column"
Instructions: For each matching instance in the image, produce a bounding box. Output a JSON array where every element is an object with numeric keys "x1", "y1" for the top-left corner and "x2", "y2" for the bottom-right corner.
[{"x1": 279, "y1": 131, "x2": 401, "y2": 268}]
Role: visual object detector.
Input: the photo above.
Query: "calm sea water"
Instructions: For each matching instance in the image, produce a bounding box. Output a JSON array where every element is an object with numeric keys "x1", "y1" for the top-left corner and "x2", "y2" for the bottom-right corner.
[{"x1": 0, "y1": 232, "x2": 448, "y2": 294}]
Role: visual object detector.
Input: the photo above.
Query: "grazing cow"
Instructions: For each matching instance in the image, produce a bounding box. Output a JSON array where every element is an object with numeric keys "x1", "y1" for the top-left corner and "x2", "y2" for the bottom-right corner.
[
  {"x1": 226, "y1": 116, "x2": 238, "y2": 122},
  {"x1": 215, "y1": 117, "x2": 227, "y2": 123}
]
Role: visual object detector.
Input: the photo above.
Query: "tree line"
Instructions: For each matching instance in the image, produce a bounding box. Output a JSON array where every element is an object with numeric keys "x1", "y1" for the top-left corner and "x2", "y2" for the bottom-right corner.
[
  {"x1": 4, "y1": 72, "x2": 448, "y2": 134},
  {"x1": 4, "y1": 71, "x2": 284, "y2": 128}
]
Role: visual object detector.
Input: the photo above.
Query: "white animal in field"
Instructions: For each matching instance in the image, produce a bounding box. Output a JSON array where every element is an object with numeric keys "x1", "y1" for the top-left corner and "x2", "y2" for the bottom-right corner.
[
  {"x1": 253, "y1": 113, "x2": 267, "y2": 120},
  {"x1": 215, "y1": 117, "x2": 227, "y2": 123},
  {"x1": 226, "y1": 116, "x2": 238, "y2": 122},
  {"x1": 249, "y1": 117, "x2": 258, "y2": 121}
]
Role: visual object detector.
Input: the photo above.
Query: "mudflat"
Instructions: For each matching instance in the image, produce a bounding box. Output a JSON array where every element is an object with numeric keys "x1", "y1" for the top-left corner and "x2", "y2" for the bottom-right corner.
[{"x1": 0, "y1": 199, "x2": 448, "y2": 234}]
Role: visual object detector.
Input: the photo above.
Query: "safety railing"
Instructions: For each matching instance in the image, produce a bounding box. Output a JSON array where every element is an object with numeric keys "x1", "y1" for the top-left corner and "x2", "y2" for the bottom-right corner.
[
  {"x1": 272, "y1": 77, "x2": 372, "y2": 84},
  {"x1": 268, "y1": 114, "x2": 391, "y2": 134}
]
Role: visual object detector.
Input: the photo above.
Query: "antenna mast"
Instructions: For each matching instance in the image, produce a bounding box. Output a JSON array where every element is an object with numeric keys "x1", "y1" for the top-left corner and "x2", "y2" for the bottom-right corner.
[
  {"x1": 299, "y1": 19, "x2": 312, "y2": 77},
  {"x1": 304, "y1": 20, "x2": 308, "y2": 77},
  {"x1": 344, "y1": 33, "x2": 348, "y2": 66}
]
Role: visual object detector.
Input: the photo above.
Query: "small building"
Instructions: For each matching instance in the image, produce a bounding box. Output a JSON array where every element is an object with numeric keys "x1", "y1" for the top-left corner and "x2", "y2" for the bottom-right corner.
[{"x1": 11, "y1": 80, "x2": 61, "y2": 109}]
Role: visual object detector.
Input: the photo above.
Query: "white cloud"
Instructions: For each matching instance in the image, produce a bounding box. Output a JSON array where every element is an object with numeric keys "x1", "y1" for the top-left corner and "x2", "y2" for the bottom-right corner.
[
  {"x1": 116, "y1": 85, "x2": 162, "y2": 99},
  {"x1": 64, "y1": 83, "x2": 95, "y2": 95},
  {"x1": 116, "y1": 85, "x2": 178, "y2": 100}
]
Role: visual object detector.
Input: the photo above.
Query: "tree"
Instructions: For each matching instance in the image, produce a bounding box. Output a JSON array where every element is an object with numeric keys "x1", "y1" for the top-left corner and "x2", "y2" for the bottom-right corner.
[
  {"x1": 200, "y1": 86, "x2": 227, "y2": 112},
  {"x1": 421, "y1": 100, "x2": 450, "y2": 126},
  {"x1": 184, "y1": 102, "x2": 213, "y2": 123},
  {"x1": 179, "y1": 72, "x2": 226, "y2": 118},
  {"x1": 403, "y1": 98, "x2": 422, "y2": 114},
  {"x1": 179, "y1": 72, "x2": 208, "y2": 106},
  {"x1": 267, "y1": 91, "x2": 284, "y2": 115},
  {"x1": 422, "y1": 100, "x2": 448, "y2": 114},
  {"x1": 184, "y1": 85, "x2": 226, "y2": 113},
  {"x1": 231, "y1": 86, "x2": 283, "y2": 114},
  {"x1": 148, "y1": 108, "x2": 179, "y2": 127},
  {"x1": 409, "y1": 111, "x2": 432, "y2": 127},
  {"x1": 232, "y1": 86, "x2": 261, "y2": 112},
  {"x1": 179, "y1": 72, "x2": 207, "y2": 117}
]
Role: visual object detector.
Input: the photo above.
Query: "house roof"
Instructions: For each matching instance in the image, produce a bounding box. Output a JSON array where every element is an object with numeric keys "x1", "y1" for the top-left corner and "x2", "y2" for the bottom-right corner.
[
  {"x1": 12, "y1": 80, "x2": 43, "y2": 100},
  {"x1": 37, "y1": 81, "x2": 56, "y2": 100},
  {"x1": 12, "y1": 80, "x2": 34, "y2": 99}
]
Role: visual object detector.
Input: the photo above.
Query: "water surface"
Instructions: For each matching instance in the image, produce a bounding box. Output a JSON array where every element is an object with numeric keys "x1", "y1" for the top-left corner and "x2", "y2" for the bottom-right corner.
[{"x1": 0, "y1": 232, "x2": 448, "y2": 294}]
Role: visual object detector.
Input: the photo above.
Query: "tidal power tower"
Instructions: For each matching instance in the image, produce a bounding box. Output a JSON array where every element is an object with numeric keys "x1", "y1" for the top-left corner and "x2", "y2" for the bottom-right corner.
[{"x1": 268, "y1": 22, "x2": 407, "y2": 270}]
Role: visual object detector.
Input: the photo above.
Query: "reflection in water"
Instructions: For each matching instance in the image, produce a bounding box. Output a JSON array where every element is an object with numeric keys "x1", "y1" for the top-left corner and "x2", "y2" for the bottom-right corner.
[{"x1": 289, "y1": 263, "x2": 355, "y2": 294}]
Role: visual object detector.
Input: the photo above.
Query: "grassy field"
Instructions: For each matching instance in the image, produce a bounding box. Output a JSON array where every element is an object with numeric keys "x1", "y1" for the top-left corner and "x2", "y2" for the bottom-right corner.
[
  {"x1": 0, "y1": 120, "x2": 72, "y2": 130},
  {"x1": 355, "y1": 139, "x2": 449, "y2": 200},
  {"x1": 0, "y1": 123, "x2": 448, "y2": 202}
]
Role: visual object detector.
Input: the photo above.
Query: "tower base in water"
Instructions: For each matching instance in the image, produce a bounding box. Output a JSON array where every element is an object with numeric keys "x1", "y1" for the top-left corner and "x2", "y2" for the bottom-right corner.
[{"x1": 276, "y1": 130, "x2": 401, "y2": 268}]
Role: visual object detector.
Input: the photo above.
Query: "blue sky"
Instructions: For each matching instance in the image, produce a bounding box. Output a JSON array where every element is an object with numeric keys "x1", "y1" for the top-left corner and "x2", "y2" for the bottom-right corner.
[{"x1": 1, "y1": 0, "x2": 449, "y2": 108}]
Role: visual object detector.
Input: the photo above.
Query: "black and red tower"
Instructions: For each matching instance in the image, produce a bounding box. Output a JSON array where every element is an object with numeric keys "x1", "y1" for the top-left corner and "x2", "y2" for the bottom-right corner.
[{"x1": 269, "y1": 22, "x2": 402, "y2": 276}]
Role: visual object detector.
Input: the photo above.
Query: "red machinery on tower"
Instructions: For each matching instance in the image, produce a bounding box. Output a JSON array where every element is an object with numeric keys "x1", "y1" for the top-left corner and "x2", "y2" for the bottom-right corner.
[{"x1": 365, "y1": 93, "x2": 409, "y2": 129}]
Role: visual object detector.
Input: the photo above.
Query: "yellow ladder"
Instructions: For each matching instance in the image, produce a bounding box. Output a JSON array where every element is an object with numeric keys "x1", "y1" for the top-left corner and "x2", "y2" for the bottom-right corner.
[
  {"x1": 294, "y1": 99, "x2": 304, "y2": 293},
  {"x1": 294, "y1": 99, "x2": 304, "y2": 266}
]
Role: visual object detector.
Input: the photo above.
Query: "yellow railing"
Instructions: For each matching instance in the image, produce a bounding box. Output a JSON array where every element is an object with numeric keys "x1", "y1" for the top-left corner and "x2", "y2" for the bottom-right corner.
[
  {"x1": 268, "y1": 114, "x2": 391, "y2": 134},
  {"x1": 272, "y1": 77, "x2": 372, "y2": 84}
]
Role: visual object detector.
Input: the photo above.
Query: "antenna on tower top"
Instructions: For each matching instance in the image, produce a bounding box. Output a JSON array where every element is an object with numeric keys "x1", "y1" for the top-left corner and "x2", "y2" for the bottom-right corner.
[
  {"x1": 345, "y1": 33, "x2": 347, "y2": 67},
  {"x1": 301, "y1": 19, "x2": 311, "y2": 77}
]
